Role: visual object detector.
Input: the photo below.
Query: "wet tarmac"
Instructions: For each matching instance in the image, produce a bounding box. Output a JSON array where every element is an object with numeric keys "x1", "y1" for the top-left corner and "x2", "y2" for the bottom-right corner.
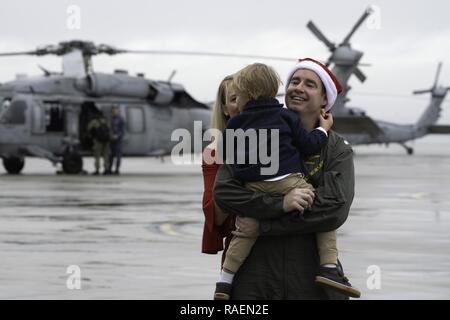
[{"x1": 1, "y1": 135, "x2": 450, "y2": 299}]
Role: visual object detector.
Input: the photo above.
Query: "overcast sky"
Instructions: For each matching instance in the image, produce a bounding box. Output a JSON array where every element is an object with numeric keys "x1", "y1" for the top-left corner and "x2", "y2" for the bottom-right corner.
[{"x1": 1, "y1": 0, "x2": 449, "y2": 123}]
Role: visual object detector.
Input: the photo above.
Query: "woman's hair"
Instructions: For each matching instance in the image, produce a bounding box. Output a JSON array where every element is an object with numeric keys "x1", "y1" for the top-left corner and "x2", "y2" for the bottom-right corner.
[
  {"x1": 233, "y1": 63, "x2": 281, "y2": 100},
  {"x1": 210, "y1": 74, "x2": 234, "y2": 132}
]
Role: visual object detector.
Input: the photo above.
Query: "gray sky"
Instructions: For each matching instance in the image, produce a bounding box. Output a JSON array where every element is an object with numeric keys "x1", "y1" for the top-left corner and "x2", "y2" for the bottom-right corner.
[{"x1": 1, "y1": 0, "x2": 449, "y2": 123}]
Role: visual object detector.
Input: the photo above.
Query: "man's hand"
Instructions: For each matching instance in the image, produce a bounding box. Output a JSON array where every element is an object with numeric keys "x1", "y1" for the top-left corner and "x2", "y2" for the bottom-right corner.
[
  {"x1": 282, "y1": 188, "x2": 315, "y2": 213},
  {"x1": 319, "y1": 110, "x2": 333, "y2": 131},
  {"x1": 232, "y1": 216, "x2": 260, "y2": 238}
]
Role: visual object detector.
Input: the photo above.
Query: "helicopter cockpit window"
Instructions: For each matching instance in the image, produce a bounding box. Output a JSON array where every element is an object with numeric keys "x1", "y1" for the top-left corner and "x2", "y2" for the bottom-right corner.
[
  {"x1": 126, "y1": 106, "x2": 145, "y2": 133},
  {"x1": 0, "y1": 99, "x2": 26, "y2": 124},
  {"x1": 0, "y1": 99, "x2": 11, "y2": 121}
]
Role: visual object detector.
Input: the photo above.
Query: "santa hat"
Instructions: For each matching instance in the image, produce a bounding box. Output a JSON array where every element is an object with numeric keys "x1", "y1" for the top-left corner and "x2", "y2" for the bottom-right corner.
[{"x1": 285, "y1": 58, "x2": 343, "y2": 112}]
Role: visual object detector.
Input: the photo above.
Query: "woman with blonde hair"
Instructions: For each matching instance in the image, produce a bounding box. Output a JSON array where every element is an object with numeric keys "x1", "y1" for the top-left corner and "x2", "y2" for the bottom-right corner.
[
  {"x1": 201, "y1": 74, "x2": 238, "y2": 261},
  {"x1": 207, "y1": 75, "x2": 238, "y2": 150}
]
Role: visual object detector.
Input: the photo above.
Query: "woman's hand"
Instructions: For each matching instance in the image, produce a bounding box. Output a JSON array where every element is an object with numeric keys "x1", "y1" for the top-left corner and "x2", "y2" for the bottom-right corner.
[
  {"x1": 282, "y1": 188, "x2": 315, "y2": 213},
  {"x1": 232, "y1": 216, "x2": 260, "y2": 238}
]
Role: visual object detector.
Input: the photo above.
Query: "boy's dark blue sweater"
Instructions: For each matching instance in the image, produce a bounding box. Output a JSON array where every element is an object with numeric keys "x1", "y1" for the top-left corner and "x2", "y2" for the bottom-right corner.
[{"x1": 223, "y1": 97, "x2": 327, "y2": 182}]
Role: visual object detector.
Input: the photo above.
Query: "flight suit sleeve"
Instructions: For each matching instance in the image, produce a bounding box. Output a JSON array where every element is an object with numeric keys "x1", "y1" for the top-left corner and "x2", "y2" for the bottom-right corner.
[
  {"x1": 213, "y1": 141, "x2": 355, "y2": 236},
  {"x1": 118, "y1": 117, "x2": 125, "y2": 139},
  {"x1": 290, "y1": 114, "x2": 328, "y2": 158},
  {"x1": 260, "y1": 145, "x2": 354, "y2": 236},
  {"x1": 213, "y1": 164, "x2": 286, "y2": 220}
]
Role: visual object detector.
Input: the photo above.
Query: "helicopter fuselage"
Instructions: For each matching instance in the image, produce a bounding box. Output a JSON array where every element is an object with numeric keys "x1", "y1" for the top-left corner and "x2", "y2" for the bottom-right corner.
[{"x1": 0, "y1": 73, "x2": 211, "y2": 173}]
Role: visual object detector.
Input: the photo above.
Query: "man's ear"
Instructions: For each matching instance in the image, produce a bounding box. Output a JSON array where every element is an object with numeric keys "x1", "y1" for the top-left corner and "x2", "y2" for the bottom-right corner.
[{"x1": 321, "y1": 96, "x2": 328, "y2": 108}]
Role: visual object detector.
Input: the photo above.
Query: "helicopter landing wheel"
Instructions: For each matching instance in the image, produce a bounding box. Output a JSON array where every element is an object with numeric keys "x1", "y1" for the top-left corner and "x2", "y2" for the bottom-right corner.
[
  {"x1": 62, "y1": 150, "x2": 83, "y2": 174},
  {"x1": 400, "y1": 143, "x2": 414, "y2": 156},
  {"x1": 2, "y1": 156, "x2": 25, "y2": 174}
]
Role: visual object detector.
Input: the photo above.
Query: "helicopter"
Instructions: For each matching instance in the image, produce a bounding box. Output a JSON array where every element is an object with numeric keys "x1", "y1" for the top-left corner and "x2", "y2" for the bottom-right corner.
[
  {"x1": 0, "y1": 39, "x2": 313, "y2": 175},
  {"x1": 2, "y1": 33, "x2": 334, "y2": 176},
  {"x1": 306, "y1": 7, "x2": 450, "y2": 154},
  {"x1": 0, "y1": 40, "x2": 219, "y2": 174},
  {"x1": 1, "y1": 9, "x2": 448, "y2": 176}
]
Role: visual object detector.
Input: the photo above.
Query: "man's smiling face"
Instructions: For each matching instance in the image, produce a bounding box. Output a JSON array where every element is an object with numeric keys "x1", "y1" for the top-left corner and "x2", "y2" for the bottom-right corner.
[{"x1": 285, "y1": 69, "x2": 327, "y2": 117}]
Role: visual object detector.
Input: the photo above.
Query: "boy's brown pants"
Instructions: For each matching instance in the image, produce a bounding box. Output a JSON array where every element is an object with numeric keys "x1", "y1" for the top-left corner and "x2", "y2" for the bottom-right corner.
[{"x1": 217, "y1": 173, "x2": 338, "y2": 273}]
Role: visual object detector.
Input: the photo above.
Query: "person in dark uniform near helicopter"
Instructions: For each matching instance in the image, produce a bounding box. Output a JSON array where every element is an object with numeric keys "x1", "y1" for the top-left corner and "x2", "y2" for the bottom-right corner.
[
  {"x1": 87, "y1": 111, "x2": 111, "y2": 175},
  {"x1": 109, "y1": 105, "x2": 125, "y2": 175}
]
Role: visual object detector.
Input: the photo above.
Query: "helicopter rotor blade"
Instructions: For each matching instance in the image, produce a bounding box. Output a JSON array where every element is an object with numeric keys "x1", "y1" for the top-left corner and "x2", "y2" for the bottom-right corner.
[
  {"x1": 0, "y1": 51, "x2": 40, "y2": 57},
  {"x1": 433, "y1": 62, "x2": 443, "y2": 88},
  {"x1": 306, "y1": 21, "x2": 336, "y2": 51},
  {"x1": 413, "y1": 89, "x2": 432, "y2": 95},
  {"x1": 119, "y1": 49, "x2": 296, "y2": 62},
  {"x1": 353, "y1": 67, "x2": 367, "y2": 83},
  {"x1": 0, "y1": 44, "x2": 298, "y2": 62},
  {"x1": 0, "y1": 45, "x2": 66, "y2": 57},
  {"x1": 341, "y1": 7, "x2": 374, "y2": 45}
]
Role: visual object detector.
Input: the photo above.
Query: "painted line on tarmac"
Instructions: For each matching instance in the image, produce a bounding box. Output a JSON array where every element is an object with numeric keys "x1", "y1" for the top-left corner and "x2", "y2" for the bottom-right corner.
[{"x1": 159, "y1": 223, "x2": 179, "y2": 236}]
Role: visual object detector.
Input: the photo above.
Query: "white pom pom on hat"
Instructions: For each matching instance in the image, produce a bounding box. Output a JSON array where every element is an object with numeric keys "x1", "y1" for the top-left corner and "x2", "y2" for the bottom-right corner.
[{"x1": 286, "y1": 58, "x2": 343, "y2": 112}]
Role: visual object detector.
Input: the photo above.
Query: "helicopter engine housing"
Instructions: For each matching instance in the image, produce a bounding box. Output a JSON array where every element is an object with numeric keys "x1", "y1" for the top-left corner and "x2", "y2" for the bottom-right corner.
[{"x1": 75, "y1": 72, "x2": 174, "y2": 104}]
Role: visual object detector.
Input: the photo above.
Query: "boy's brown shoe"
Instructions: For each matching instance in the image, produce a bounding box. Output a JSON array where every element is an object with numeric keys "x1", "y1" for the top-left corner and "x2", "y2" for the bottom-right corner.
[
  {"x1": 315, "y1": 264, "x2": 361, "y2": 298},
  {"x1": 213, "y1": 282, "x2": 232, "y2": 300}
]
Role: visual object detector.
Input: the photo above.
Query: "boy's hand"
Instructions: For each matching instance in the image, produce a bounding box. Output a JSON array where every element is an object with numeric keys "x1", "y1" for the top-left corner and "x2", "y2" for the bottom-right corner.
[{"x1": 320, "y1": 110, "x2": 333, "y2": 131}]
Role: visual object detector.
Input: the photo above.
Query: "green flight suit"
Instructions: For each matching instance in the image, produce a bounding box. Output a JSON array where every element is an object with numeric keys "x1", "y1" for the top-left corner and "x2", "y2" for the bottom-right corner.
[
  {"x1": 213, "y1": 130, "x2": 355, "y2": 300},
  {"x1": 87, "y1": 118, "x2": 110, "y2": 173}
]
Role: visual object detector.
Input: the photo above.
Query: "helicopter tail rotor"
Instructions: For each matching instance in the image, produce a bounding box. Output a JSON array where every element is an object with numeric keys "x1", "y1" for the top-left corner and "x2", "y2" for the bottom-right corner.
[
  {"x1": 413, "y1": 89, "x2": 432, "y2": 95},
  {"x1": 306, "y1": 21, "x2": 336, "y2": 52},
  {"x1": 308, "y1": 8, "x2": 373, "y2": 70},
  {"x1": 433, "y1": 62, "x2": 443, "y2": 88},
  {"x1": 353, "y1": 67, "x2": 367, "y2": 83},
  {"x1": 413, "y1": 62, "x2": 445, "y2": 95},
  {"x1": 341, "y1": 6, "x2": 374, "y2": 46}
]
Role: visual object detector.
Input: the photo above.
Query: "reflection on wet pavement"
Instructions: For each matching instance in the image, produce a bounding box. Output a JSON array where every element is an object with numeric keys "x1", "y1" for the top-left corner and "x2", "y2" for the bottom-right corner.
[{"x1": 1, "y1": 136, "x2": 450, "y2": 299}]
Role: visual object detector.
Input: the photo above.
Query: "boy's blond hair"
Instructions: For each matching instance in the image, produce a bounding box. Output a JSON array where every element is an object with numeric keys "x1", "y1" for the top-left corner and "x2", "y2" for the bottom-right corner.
[{"x1": 233, "y1": 63, "x2": 281, "y2": 100}]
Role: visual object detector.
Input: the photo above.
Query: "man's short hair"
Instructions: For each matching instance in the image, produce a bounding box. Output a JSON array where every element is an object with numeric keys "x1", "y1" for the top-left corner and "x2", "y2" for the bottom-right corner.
[{"x1": 233, "y1": 63, "x2": 281, "y2": 100}]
